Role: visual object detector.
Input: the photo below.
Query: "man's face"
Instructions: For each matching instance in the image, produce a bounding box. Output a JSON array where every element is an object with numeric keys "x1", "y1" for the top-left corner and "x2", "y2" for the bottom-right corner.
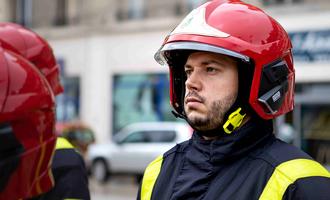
[{"x1": 184, "y1": 51, "x2": 239, "y2": 131}]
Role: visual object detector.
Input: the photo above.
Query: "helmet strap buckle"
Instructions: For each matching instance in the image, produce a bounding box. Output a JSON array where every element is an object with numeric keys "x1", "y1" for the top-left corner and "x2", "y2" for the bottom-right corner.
[{"x1": 223, "y1": 107, "x2": 246, "y2": 134}]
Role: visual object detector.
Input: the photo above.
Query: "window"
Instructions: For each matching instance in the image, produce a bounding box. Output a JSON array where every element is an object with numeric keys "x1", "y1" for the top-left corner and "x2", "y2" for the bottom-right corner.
[
  {"x1": 115, "y1": 0, "x2": 208, "y2": 21},
  {"x1": 116, "y1": 0, "x2": 144, "y2": 21},
  {"x1": 121, "y1": 131, "x2": 149, "y2": 143},
  {"x1": 293, "y1": 83, "x2": 330, "y2": 166},
  {"x1": 128, "y1": 0, "x2": 144, "y2": 19},
  {"x1": 301, "y1": 105, "x2": 330, "y2": 165},
  {"x1": 148, "y1": 131, "x2": 176, "y2": 143},
  {"x1": 112, "y1": 73, "x2": 178, "y2": 133},
  {"x1": 186, "y1": 0, "x2": 207, "y2": 10},
  {"x1": 15, "y1": 0, "x2": 33, "y2": 27},
  {"x1": 56, "y1": 76, "x2": 80, "y2": 122},
  {"x1": 13, "y1": 0, "x2": 69, "y2": 28},
  {"x1": 54, "y1": 0, "x2": 68, "y2": 26},
  {"x1": 120, "y1": 130, "x2": 176, "y2": 143},
  {"x1": 263, "y1": 0, "x2": 303, "y2": 6}
]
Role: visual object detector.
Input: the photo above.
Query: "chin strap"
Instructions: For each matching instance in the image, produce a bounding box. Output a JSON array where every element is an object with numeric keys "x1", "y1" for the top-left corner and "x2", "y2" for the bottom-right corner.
[
  {"x1": 223, "y1": 107, "x2": 246, "y2": 134},
  {"x1": 171, "y1": 110, "x2": 187, "y2": 120},
  {"x1": 172, "y1": 107, "x2": 246, "y2": 135}
]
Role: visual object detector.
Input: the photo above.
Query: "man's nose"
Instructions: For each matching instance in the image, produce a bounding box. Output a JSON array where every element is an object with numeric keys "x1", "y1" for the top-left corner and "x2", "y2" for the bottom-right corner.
[{"x1": 185, "y1": 71, "x2": 202, "y2": 91}]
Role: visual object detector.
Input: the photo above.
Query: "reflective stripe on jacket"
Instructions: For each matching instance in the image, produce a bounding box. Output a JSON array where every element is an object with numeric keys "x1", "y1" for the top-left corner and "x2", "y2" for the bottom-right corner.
[
  {"x1": 141, "y1": 157, "x2": 330, "y2": 200},
  {"x1": 138, "y1": 119, "x2": 330, "y2": 200},
  {"x1": 56, "y1": 137, "x2": 75, "y2": 150},
  {"x1": 30, "y1": 137, "x2": 90, "y2": 200}
]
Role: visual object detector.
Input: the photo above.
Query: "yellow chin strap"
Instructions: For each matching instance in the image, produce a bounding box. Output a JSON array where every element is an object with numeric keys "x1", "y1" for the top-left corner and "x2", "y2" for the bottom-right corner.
[{"x1": 223, "y1": 107, "x2": 246, "y2": 134}]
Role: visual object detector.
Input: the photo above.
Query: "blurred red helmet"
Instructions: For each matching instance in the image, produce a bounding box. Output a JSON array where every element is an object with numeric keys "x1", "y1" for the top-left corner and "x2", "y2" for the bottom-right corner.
[
  {"x1": 0, "y1": 24, "x2": 59, "y2": 199},
  {"x1": 0, "y1": 22, "x2": 63, "y2": 95},
  {"x1": 155, "y1": 0, "x2": 294, "y2": 119}
]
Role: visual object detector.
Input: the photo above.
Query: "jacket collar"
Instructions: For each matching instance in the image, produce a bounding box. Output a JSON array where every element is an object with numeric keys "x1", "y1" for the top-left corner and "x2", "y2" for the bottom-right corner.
[{"x1": 190, "y1": 118, "x2": 274, "y2": 163}]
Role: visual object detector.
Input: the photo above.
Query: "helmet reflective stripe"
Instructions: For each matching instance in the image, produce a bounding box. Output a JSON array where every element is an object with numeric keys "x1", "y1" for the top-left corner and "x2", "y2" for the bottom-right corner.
[{"x1": 171, "y1": 5, "x2": 230, "y2": 38}]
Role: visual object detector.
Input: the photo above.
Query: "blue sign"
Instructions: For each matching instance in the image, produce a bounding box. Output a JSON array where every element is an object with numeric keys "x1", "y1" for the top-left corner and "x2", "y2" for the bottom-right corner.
[{"x1": 289, "y1": 30, "x2": 330, "y2": 62}]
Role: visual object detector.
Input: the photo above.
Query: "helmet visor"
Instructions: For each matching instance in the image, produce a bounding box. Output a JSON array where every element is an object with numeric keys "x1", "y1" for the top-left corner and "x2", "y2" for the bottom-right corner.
[{"x1": 155, "y1": 41, "x2": 250, "y2": 66}]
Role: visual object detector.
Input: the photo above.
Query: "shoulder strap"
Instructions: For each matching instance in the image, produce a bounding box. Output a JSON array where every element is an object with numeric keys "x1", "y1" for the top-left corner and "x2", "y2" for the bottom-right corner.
[
  {"x1": 140, "y1": 155, "x2": 163, "y2": 200},
  {"x1": 259, "y1": 158, "x2": 330, "y2": 200}
]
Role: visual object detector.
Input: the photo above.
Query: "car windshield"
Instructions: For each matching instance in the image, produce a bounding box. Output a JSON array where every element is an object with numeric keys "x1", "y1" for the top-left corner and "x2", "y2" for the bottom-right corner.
[{"x1": 115, "y1": 130, "x2": 176, "y2": 144}]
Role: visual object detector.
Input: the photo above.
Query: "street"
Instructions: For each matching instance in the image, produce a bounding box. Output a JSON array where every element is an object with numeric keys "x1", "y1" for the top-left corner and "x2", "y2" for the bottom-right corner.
[{"x1": 90, "y1": 175, "x2": 139, "y2": 200}]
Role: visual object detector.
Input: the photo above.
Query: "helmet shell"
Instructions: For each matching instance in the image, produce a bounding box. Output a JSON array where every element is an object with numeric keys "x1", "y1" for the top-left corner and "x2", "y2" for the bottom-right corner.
[
  {"x1": 0, "y1": 47, "x2": 56, "y2": 199},
  {"x1": 0, "y1": 22, "x2": 63, "y2": 95},
  {"x1": 156, "y1": 0, "x2": 294, "y2": 119}
]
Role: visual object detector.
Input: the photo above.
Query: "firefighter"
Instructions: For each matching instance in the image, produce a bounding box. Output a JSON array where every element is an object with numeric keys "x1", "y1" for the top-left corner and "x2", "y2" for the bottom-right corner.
[
  {"x1": 0, "y1": 22, "x2": 90, "y2": 200},
  {"x1": 138, "y1": 0, "x2": 330, "y2": 199},
  {"x1": 56, "y1": 122, "x2": 95, "y2": 158}
]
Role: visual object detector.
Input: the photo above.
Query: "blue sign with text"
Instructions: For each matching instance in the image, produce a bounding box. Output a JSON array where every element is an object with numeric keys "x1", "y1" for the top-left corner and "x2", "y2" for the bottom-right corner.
[{"x1": 289, "y1": 30, "x2": 330, "y2": 62}]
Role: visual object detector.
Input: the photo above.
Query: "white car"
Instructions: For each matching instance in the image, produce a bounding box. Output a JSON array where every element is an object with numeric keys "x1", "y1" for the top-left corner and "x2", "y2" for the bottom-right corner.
[{"x1": 87, "y1": 122, "x2": 192, "y2": 183}]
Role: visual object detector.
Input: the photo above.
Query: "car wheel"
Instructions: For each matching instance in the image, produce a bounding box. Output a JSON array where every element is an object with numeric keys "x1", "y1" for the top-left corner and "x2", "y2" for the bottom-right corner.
[{"x1": 92, "y1": 158, "x2": 110, "y2": 183}]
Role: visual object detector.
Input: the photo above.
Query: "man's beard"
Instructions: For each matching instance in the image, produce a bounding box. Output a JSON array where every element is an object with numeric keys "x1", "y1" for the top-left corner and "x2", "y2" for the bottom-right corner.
[{"x1": 184, "y1": 91, "x2": 237, "y2": 131}]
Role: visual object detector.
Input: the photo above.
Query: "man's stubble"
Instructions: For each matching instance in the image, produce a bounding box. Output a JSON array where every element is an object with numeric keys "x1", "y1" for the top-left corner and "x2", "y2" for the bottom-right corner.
[{"x1": 185, "y1": 91, "x2": 237, "y2": 131}]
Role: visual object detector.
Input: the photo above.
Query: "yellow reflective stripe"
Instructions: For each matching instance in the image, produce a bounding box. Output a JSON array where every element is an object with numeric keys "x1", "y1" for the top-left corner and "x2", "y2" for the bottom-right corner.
[
  {"x1": 63, "y1": 199, "x2": 82, "y2": 200},
  {"x1": 259, "y1": 159, "x2": 330, "y2": 200},
  {"x1": 141, "y1": 155, "x2": 163, "y2": 200},
  {"x1": 55, "y1": 137, "x2": 74, "y2": 150},
  {"x1": 35, "y1": 136, "x2": 48, "y2": 194}
]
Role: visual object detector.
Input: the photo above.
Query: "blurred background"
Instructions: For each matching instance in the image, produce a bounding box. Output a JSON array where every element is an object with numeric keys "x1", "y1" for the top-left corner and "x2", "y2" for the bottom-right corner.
[{"x1": 1, "y1": 0, "x2": 330, "y2": 199}]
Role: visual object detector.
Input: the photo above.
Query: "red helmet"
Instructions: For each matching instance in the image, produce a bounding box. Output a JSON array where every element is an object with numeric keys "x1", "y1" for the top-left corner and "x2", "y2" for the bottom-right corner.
[
  {"x1": 0, "y1": 23, "x2": 62, "y2": 199},
  {"x1": 0, "y1": 46, "x2": 56, "y2": 199},
  {"x1": 155, "y1": 0, "x2": 294, "y2": 120},
  {"x1": 0, "y1": 22, "x2": 63, "y2": 95}
]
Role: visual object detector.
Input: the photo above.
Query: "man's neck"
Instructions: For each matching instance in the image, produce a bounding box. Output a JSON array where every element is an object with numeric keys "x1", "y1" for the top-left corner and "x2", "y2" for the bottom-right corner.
[{"x1": 202, "y1": 114, "x2": 251, "y2": 140}]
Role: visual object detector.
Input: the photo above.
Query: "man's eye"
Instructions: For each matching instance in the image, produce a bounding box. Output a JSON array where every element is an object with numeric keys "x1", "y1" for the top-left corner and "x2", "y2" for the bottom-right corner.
[
  {"x1": 206, "y1": 67, "x2": 216, "y2": 73},
  {"x1": 185, "y1": 69, "x2": 192, "y2": 76}
]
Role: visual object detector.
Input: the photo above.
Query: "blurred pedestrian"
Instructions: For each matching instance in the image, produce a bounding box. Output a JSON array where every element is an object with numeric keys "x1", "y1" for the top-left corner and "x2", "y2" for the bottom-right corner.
[
  {"x1": 138, "y1": 0, "x2": 330, "y2": 199},
  {"x1": 57, "y1": 121, "x2": 95, "y2": 158},
  {"x1": 0, "y1": 22, "x2": 90, "y2": 200}
]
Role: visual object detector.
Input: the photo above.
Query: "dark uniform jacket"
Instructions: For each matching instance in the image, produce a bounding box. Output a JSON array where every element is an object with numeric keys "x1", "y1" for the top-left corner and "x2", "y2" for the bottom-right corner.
[
  {"x1": 30, "y1": 137, "x2": 90, "y2": 200},
  {"x1": 138, "y1": 119, "x2": 330, "y2": 200}
]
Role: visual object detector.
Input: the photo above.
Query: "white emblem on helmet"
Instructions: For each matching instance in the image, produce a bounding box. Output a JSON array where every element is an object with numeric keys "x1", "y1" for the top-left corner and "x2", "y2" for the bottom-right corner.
[{"x1": 171, "y1": 6, "x2": 230, "y2": 38}]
